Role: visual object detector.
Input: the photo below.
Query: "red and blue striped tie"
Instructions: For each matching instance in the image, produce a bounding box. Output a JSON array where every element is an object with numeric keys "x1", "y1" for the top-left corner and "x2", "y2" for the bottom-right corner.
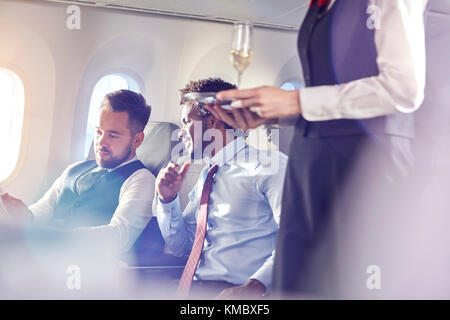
[{"x1": 176, "y1": 164, "x2": 219, "y2": 299}]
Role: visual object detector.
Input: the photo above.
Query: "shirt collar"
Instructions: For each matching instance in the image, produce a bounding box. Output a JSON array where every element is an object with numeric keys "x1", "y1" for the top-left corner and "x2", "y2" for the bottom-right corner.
[{"x1": 210, "y1": 136, "x2": 247, "y2": 167}]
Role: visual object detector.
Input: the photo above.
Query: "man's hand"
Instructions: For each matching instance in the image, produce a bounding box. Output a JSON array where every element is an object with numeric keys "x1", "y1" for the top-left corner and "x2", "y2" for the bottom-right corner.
[
  {"x1": 1, "y1": 193, "x2": 33, "y2": 225},
  {"x1": 156, "y1": 161, "x2": 191, "y2": 203},
  {"x1": 215, "y1": 279, "x2": 266, "y2": 300}
]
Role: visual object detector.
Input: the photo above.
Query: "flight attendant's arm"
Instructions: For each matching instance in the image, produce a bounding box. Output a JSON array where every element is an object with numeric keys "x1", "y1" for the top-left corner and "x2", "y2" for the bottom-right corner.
[
  {"x1": 299, "y1": 0, "x2": 427, "y2": 121},
  {"x1": 213, "y1": 0, "x2": 427, "y2": 127}
]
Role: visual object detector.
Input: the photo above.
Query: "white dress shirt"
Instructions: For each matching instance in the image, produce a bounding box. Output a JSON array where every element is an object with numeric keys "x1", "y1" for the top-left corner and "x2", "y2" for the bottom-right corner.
[
  {"x1": 29, "y1": 156, "x2": 155, "y2": 252},
  {"x1": 156, "y1": 137, "x2": 288, "y2": 290},
  {"x1": 301, "y1": 0, "x2": 428, "y2": 121}
]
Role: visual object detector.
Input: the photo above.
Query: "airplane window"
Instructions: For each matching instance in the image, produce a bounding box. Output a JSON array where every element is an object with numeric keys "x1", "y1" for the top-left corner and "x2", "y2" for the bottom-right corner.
[
  {"x1": 84, "y1": 74, "x2": 140, "y2": 158},
  {"x1": 0, "y1": 68, "x2": 25, "y2": 183},
  {"x1": 280, "y1": 81, "x2": 304, "y2": 91}
]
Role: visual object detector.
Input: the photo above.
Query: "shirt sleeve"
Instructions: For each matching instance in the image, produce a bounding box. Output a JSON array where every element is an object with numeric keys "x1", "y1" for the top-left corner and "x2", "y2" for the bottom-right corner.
[
  {"x1": 155, "y1": 184, "x2": 200, "y2": 257},
  {"x1": 29, "y1": 161, "x2": 83, "y2": 224},
  {"x1": 72, "y1": 168, "x2": 156, "y2": 253},
  {"x1": 250, "y1": 152, "x2": 289, "y2": 291},
  {"x1": 301, "y1": 0, "x2": 427, "y2": 121}
]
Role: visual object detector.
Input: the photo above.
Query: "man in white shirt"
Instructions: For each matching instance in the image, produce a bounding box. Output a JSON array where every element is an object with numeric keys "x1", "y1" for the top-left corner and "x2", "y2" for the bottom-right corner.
[
  {"x1": 1, "y1": 90, "x2": 158, "y2": 254},
  {"x1": 155, "y1": 78, "x2": 288, "y2": 299}
]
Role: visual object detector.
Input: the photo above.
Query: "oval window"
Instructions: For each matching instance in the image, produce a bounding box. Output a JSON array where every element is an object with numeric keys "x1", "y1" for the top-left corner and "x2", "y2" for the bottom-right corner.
[
  {"x1": 84, "y1": 74, "x2": 140, "y2": 158},
  {"x1": 0, "y1": 68, "x2": 25, "y2": 183}
]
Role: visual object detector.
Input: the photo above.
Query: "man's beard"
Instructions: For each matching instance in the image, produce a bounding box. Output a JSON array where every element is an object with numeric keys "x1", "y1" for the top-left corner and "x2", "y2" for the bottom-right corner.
[{"x1": 96, "y1": 146, "x2": 132, "y2": 169}]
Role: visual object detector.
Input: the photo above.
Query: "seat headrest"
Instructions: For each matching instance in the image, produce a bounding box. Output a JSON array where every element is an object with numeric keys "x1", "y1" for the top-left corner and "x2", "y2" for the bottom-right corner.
[
  {"x1": 87, "y1": 121, "x2": 181, "y2": 177},
  {"x1": 136, "y1": 121, "x2": 181, "y2": 177}
]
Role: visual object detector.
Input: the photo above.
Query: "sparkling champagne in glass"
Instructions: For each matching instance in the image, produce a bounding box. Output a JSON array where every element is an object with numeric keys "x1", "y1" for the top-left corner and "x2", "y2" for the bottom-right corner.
[{"x1": 231, "y1": 21, "x2": 254, "y2": 88}]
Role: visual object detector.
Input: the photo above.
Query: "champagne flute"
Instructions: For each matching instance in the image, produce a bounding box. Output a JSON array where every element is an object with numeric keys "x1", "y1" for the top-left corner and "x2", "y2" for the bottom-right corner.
[{"x1": 230, "y1": 21, "x2": 254, "y2": 88}]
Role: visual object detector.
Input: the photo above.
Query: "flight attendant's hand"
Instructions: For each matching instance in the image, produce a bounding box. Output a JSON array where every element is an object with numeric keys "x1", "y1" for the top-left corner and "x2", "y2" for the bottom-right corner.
[
  {"x1": 206, "y1": 103, "x2": 268, "y2": 131},
  {"x1": 207, "y1": 86, "x2": 301, "y2": 130},
  {"x1": 156, "y1": 161, "x2": 191, "y2": 203},
  {"x1": 0, "y1": 193, "x2": 34, "y2": 225}
]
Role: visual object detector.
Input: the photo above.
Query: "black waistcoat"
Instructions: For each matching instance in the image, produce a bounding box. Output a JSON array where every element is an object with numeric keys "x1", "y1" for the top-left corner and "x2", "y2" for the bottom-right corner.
[
  {"x1": 297, "y1": 0, "x2": 414, "y2": 138},
  {"x1": 52, "y1": 160, "x2": 146, "y2": 228}
]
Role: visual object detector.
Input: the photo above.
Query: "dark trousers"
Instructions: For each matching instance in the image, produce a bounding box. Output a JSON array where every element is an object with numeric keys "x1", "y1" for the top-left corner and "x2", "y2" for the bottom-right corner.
[{"x1": 272, "y1": 128, "x2": 414, "y2": 299}]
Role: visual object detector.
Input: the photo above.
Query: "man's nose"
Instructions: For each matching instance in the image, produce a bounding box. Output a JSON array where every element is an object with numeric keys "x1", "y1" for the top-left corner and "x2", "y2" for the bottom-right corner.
[
  {"x1": 178, "y1": 127, "x2": 187, "y2": 141},
  {"x1": 96, "y1": 134, "x2": 108, "y2": 147}
]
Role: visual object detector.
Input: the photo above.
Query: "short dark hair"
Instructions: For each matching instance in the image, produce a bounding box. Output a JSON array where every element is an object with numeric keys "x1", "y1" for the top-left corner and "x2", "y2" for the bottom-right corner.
[
  {"x1": 101, "y1": 89, "x2": 151, "y2": 135},
  {"x1": 180, "y1": 78, "x2": 236, "y2": 129}
]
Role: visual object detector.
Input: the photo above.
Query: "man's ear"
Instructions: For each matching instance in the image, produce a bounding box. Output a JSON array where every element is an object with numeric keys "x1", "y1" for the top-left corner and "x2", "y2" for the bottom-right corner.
[
  {"x1": 207, "y1": 116, "x2": 220, "y2": 129},
  {"x1": 133, "y1": 131, "x2": 145, "y2": 149}
]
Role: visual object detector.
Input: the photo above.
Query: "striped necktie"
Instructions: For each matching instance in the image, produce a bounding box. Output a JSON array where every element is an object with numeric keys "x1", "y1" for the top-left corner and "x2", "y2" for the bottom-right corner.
[{"x1": 176, "y1": 164, "x2": 219, "y2": 298}]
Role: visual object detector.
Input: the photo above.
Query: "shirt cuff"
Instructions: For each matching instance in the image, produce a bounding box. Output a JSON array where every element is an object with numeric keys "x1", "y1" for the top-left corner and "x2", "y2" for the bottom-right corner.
[
  {"x1": 250, "y1": 268, "x2": 272, "y2": 293},
  {"x1": 157, "y1": 194, "x2": 180, "y2": 213},
  {"x1": 300, "y1": 86, "x2": 342, "y2": 121},
  {"x1": 156, "y1": 194, "x2": 181, "y2": 238}
]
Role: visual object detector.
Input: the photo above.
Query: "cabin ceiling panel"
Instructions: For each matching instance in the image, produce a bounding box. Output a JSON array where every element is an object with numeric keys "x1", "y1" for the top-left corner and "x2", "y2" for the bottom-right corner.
[{"x1": 42, "y1": 0, "x2": 310, "y2": 31}]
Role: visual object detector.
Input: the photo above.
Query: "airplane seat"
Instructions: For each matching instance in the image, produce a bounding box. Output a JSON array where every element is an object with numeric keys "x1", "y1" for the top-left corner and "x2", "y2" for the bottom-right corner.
[
  {"x1": 127, "y1": 121, "x2": 186, "y2": 267},
  {"x1": 136, "y1": 121, "x2": 181, "y2": 178},
  {"x1": 124, "y1": 121, "x2": 205, "y2": 281},
  {"x1": 87, "y1": 121, "x2": 180, "y2": 176}
]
